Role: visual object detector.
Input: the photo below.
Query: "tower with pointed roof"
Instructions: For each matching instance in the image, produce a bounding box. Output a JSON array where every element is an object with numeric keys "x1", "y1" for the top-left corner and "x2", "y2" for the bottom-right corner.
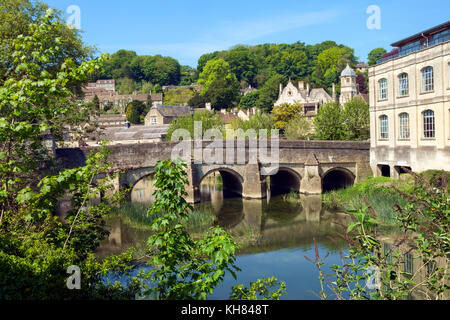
[{"x1": 339, "y1": 63, "x2": 358, "y2": 105}]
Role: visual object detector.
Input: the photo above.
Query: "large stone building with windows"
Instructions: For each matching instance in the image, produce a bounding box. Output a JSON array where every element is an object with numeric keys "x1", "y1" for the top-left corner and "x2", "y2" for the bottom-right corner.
[{"x1": 369, "y1": 21, "x2": 450, "y2": 177}]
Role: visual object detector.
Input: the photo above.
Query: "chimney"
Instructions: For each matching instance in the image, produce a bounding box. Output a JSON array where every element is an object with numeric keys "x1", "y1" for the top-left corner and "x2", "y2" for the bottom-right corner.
[
  {"x1": 306, "y1": 83, "x2": 310, "y2": 93},
  {"x1": 332, "y1": 83, "x2": 337, "y2": 101},
  {"x1": 279, "y1": 83, "x2": 283, "y2": 95},
  {"x1": 298, "y1": 80, "x2": 305, "y2": 90}
]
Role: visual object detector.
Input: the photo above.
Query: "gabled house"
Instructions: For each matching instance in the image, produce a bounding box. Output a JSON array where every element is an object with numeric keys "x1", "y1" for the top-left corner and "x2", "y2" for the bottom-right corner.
[{"x1": 144, "y1": 105, "x2": 193, "y2": 126}]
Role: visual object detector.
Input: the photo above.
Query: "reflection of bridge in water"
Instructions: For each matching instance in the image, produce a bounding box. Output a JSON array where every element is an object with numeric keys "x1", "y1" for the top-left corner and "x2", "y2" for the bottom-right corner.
[
  {"x1": 97, "y1": 191, "x2": 349, "y2": 258},
  {"x1": 57, "y1": 140, "x2": 371, "y2": 203}
]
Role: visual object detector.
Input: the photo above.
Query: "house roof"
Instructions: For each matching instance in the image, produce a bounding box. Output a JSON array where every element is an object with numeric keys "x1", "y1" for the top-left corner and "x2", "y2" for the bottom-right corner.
[
  {"x1": 151, "y1": 105, "x2": 193, "y2": 117},
  {"x1": 391, "y1": 20, "x2": 450, "y2": 47},
  {"x1": 341, "y1": 64, "x2": 356, "y2": 77}
]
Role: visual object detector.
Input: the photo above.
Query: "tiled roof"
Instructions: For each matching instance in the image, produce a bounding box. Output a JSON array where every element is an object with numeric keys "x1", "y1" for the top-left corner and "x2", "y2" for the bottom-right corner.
[{"x1": 152, "y1": 105, "x2": 192, "y2": 117}]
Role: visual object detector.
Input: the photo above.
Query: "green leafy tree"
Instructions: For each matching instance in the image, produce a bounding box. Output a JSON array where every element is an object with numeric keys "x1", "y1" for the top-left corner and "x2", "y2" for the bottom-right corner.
[
  {"x1": 284, "y1": 116, "x2": 312, "y2": 140},
  {"x1": 224, "y1": 46, "x2": 258, "y2": 85},
  {"x1": 179, "y1": 65, "x2": 197, "y2": 85},
  {"x1": 230, "y1": 277, "x2": 286, "y2": 300},
  {"x1": 239, "y1": 91, "x2": 259, "y2": 110},
  {"x1": 256, "y1": 74, "x2": 285, "y2": 112},
  {"x1": 198, "y1": 58, "x2": 239, "y2": 96},
  {"x1": 188, "y1": 92, "x2": 208, "y2": 109},
  {"x1": 205, "y1": 78, "x2": 238, "y2": 110},
  {"x1": 271, "y1": 103, "x2": 304, "y2": 131},
  {"x1": 126, "y1": 100, "x2": 146, "y2": 124},
  {"x1": 0, "y1": 9, "x2": 138, "y2": 299},
  {"x1": 166, "y1": 111, "x2": 223, "y2": 141},
  {"x1": 368, "y1": 48, "x2": 387, "y2": 66},
  {"x1": 314, "y1": 46, "x2": 357, "y2": 89},
  {"x1": 227, "y1": 112, "x2": 276, "y2": 138},
  {"x1": 142, "y1": 160, "x2": 241, "y2": 299},
  {"x1": 146, "y1": 94, "x2": 153, "y2": 108},
  {"x1": 313, "y1": 102, "x2": 346, "y2": 140},
  {"x1": 0, "y1": 0, "x2": 94, "y2": 94},
  {"x1": 343, "y1": 97, "x2": 370, "y2": 141}
]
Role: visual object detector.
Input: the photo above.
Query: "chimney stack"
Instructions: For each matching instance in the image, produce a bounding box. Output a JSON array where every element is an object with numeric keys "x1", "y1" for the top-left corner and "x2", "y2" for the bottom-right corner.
[
  {"x1": 306, "y1": 82, "x2": 310, "y2": 93},
  {"x1": 279, "y1": 83, "x2": 283, "y2": 95},
  {"x1": 298, "y1": 80, "x2": 305, "y2": 90},
  {"x1": 332, "y1": 83, "x2": 337, "y2": 101}
]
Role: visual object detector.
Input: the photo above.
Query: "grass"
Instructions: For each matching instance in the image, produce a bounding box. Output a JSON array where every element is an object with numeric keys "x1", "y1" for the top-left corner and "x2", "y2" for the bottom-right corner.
[
  {"x1": 113, "y1": 202, "x2": 215, "y2": 233},
  {"x1": 321, "y1": 176, "x2": 414, "y2": 225}
]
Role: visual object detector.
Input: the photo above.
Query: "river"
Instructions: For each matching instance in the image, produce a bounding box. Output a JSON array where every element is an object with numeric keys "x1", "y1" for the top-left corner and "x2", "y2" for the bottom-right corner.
[{"x1": 97, "y1": 175, "x2": 352, "y2": 300}]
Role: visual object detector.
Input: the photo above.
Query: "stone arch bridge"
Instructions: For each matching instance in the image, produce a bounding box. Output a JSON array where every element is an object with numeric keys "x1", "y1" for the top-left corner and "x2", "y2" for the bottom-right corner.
[{"x1": 56, "y1": 140, "x2": 371, "y2": 203}]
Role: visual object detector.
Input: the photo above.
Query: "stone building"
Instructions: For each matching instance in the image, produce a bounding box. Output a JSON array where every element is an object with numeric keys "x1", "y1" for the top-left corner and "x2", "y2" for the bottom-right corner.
[
  {"x1": 144, "y1": 105, "x2": 193, "y2": 126},
  {"x1": 368, "y1": 21, "x2": 450, "y2": 177},
  {"x1": 274, "y1": 80, "x2": 333, "y2": 117},
  {"x1": 339, "y1": 64, "x2": 359, "y2": 105}
]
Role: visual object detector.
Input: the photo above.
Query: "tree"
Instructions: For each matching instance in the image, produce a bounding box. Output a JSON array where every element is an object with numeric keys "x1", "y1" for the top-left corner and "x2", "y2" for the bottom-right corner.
[
  {"x1": 198, "y1": 58, "x2": 239, "y2": 96},
  {"x1": 179, "y1": 65, "x2": 197, "y2": 85},
  {"x1": 126, "y1": 100, "x2": 146, "y2": 124},
  {"x1": 314, "y1": 46, "x2": 357, "y2": 89},
  {"x1": 0, "y1": 0, "x2": 94, "y2": 94},
  {"x1": 206, "y1": 78, "x2": 238, "y2": 110},
  {"x1": 224, "y1": 46, "x2": 258, "y2": 85},
  {"x1": 284, "y1": 116, "x2": 312, "y2": 140},
  {"x1": 0, "y1": 10, "x2": 138, "y2": 299},
  {"x1": 356, "y1": 72, "x2": 368, "y2": 94},
  {"x1": 239, "y1": 91, "x2": 259, "y2": 110},
  {"x1": 342, "y1": 97, "x2": 370, "y2": 141},
  {"x1": 166, "y1": 111, "x2": 223, "y2": 141},
  {"x1": 92, "y1": 95, "x2": 100, "y2": 110},
  {"x1": 271, "y1": 103, "x2": 304, "y2": 131},
  {"x1": 146, "y1": 94, "x2": 153, "y2": 108},
  {"x1": 256, "y1": 74, "x2": 285, "y2": 112},
  {"x1": 368, "y1": 47, "x2": 387, "y2": 66},
  {"x1": 313, "y1": 102, "x2": 346, "y2": 140},
  {"x1": 188, "y1": 93, "x2": 208, "y2": 109}
]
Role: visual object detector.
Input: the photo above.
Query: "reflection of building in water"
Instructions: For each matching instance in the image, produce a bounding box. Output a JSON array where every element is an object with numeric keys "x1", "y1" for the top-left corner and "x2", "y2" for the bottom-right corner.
[{"x1": 381, "y1": 239, "x2": 449, "y2": 300}]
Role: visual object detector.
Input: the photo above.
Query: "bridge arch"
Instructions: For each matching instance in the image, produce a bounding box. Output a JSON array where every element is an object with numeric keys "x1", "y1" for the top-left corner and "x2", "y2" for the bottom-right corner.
[
  {"x1": 321, "y1": 167, "x2": 355, "y2": 192},
  {"x1": 199, "y1": 168, "x2": 244, "y2": 198},
  {"x1": 269, "y1": 167, "x2": 302, "y2": 195}
]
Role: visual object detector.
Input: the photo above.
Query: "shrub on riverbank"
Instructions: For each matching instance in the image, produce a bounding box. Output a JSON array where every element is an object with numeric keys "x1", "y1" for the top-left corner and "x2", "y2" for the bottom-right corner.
[{"x1": 322, "y1": 176, "x2": 413, "y2": 225}]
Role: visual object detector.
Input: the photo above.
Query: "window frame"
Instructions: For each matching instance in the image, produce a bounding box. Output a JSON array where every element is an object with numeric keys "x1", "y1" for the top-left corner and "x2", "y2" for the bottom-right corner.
[
  {"x1": 379, "y1": 115, "x2": 389, "y2": 139},
  {"x1": 423, "y1": 109, "x2": 435, "y2": 138},
  {"x1": 398, "y1": 73, "x2": 409, "y2": 97},
  {"x1": 399, "y1": 112, "x2": 410, "y2": 140},
  {"x1": 379, "y1": 78, "x2": 388, "y2": 100},
  {"x1": 421, "y1": 66, "x2": 434, "y2": 93}
]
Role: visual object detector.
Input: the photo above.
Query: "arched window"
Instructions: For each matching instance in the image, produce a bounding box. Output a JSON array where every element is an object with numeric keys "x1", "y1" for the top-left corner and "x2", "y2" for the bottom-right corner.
[
  {"x1": 399, "y1": 113, "x2": 410, "y2": 139},
  {"x1": 398, "y1": 73, "x2": 409, "y2": 96},
  {"x1": 423, "y1": 109, "x2": 435, "y2": 138},
  {"x1": 379, "y1": 115, "x2": 389, "y2": 139},
  {"x1": 379, "y1": 78, "x2": 388, "y2": 100},
  {"x1": 422, "y1": 66, "x2": 434, "y2": 92}
]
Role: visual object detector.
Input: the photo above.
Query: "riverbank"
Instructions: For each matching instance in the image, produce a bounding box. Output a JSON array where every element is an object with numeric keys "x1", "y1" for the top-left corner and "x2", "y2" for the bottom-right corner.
[{"x1": 321, "y1": 170, "x2": 450, "y2": 226}]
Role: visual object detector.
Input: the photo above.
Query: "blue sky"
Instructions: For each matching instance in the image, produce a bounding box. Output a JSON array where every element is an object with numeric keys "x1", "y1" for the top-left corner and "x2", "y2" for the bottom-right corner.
[{"x1": 46, "y1": 0, "x2": 450, "y2": 67}]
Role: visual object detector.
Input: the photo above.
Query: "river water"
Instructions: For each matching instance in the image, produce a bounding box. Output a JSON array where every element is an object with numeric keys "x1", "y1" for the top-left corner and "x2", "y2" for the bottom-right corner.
[{"x1": 97, "y1": 176, "x2": 351, "y2": 300}]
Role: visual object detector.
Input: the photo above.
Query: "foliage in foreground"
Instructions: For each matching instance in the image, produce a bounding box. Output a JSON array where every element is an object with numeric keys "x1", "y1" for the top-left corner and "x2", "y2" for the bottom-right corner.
[
  {"x1": 139, "y1": 160, "x2": 286, "y2": 300},
  {"x1": 309, "y1": 170, "x2": 449, "y2": 300}
]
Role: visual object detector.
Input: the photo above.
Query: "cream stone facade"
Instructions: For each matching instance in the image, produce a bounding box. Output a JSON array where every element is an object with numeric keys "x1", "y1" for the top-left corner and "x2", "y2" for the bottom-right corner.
[
  {"x1": 369, "y1": 22, "x2": 450, "y2": 177},
  {"x1": 274, "y1": 80, "x2": 333, "y2": 116}
]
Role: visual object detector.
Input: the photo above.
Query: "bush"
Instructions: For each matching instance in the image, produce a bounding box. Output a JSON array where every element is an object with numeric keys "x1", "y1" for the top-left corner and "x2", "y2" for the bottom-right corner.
[{"x1": 284, "y1": 116, "x2": 311, "y2": 140}]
